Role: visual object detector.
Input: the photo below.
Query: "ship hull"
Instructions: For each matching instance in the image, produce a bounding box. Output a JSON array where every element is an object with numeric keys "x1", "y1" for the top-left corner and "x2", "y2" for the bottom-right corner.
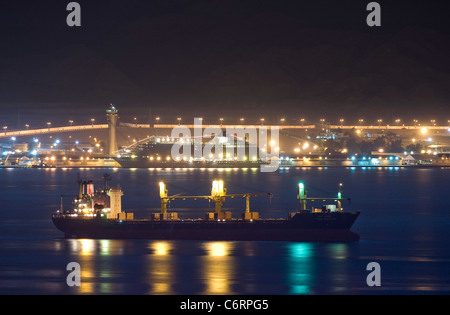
[
  {"x1": 52, "y1": 212, "x2": 360, "y2": 242},
  {"x1": 114, "y1": 157, "x2": 266, "y2": 169}
]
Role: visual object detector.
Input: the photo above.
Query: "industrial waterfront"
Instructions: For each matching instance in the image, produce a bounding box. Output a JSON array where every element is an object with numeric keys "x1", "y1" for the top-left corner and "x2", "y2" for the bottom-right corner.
[{"x1": 2, "y1": 106, "x2": 450, "y2": 169}]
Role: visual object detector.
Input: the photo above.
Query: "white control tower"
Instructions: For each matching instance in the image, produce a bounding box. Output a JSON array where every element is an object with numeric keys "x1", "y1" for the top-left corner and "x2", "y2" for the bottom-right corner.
[{"x1": 106, "y1": 104, "x2": 118, "y2": 156}]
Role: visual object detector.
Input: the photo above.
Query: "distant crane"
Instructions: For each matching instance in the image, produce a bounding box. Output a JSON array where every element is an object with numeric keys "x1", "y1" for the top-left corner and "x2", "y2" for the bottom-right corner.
[{"x1": 1, "y1": 151, "x2": 11, "y2": 165}]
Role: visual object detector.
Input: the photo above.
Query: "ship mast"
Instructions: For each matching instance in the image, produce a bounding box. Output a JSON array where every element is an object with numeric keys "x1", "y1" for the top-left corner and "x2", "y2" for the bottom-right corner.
[{"x1": 297, "y1": 182, "x2": 349, "y2": 212}]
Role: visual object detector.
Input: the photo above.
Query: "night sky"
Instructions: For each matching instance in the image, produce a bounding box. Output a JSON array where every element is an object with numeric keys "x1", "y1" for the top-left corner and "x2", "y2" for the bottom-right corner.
[{"x1": 0, "y1": 0, "x2": 449, "y2": 124}]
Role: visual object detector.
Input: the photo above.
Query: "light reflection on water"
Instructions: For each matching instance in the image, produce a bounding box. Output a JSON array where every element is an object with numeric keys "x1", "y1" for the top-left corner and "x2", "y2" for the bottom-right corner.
[
  {"x1": 45, "y1": 239, "x2": 365, "y2": 295},
  {"x1": 286, "y1": 243, "x2": 313, "y2": 294},
  {"x1": 62, "y1": 239, "x2": 240, "y2": 295},
  {"x1": 201, "y1": 242, "x2": 235, "y2": 295},
  {"x1": 147, "y1": 241, "x2": 174, "y2": 295}
]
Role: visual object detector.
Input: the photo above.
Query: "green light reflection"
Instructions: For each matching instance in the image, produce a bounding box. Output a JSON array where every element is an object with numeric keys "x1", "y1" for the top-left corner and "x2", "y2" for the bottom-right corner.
[{"x1": 286, "y1": 243, "x2": 313, "y2": 295}]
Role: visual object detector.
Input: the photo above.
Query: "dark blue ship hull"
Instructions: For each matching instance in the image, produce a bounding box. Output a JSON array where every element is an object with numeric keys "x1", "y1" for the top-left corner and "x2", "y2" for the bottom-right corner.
[{"x1": 52, "y1": 211, "x2": 360, "y2": 242}]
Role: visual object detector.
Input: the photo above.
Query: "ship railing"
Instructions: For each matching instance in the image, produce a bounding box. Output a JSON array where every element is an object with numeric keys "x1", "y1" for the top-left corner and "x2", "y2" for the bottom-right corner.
[{"x1": 52, "y1": 212, "x2": 101, "y2": 219}]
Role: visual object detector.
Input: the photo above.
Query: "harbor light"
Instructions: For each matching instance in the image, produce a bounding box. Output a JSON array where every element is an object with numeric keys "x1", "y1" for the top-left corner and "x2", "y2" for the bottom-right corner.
[
  {"x1": 211, "y1": 180, "x2": 225, "y2": 197},
  {"x1": 298, "y1": 182, "x2": 306, "y2": 211},
  {"x1": 159, "y1": 182, "x2": 167, "y2": 198},
  {"x1": 212, "y1": 180, "x2": 219, "y2": 196},
  {"x1": 337, "y1": 184, "x2": 342, "y2": 199},
  {"x1": 218, "y1": 180, "x2": 224, "y2": 195}
]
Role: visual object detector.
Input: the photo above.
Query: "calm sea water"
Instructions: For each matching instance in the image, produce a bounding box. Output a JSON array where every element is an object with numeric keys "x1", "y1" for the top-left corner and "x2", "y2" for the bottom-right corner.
[{"x1": 1, "y1": 166, "x2": 450, "y2": 295}]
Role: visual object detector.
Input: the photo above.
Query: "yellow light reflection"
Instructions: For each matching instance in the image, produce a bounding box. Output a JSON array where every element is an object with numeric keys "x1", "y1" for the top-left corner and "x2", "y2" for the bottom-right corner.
[
  {"x1": 152, "y1": 241, "x2": 170, "y2": 256},
  {"x1": 67, "y1": 239, "x2": 96, "y2": 294},
  {"x1": 79, "y1": 239, "x2": 96, "y2": 256},
  {"x1": 79, "y1": 281, "x2": 94, "y2": 294},
  {"x1": 207, "y1": 242, "x2": 228, "y2": 256},
  {"x1": 147, "y1": 241, "x2": 174, "y2": 294},
  {"x1": 201, "y1": 242, "x2": 235, "y2": 294},
  {"x1": 66, "y1": 239, "x2": 128, "y2": 294}
]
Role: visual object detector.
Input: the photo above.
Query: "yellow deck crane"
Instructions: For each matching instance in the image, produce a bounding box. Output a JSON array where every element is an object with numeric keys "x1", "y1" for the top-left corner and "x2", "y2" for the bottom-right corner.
[{"x1": 156, "y1": 180, "x2": 272, "y2": 221}]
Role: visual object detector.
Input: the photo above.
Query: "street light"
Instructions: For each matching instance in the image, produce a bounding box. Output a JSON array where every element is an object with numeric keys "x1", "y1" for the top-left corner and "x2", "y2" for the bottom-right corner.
[
  {"x1": 300, "y1": 118, "x2": 305, "y2": 126},
  {"x1": 260, "y1": 118, "x2": 265, "y2": 125},
  {"x1": 2, "y1": 126, "x2": 7, "y2": 134},
  {"x1": 219, "y1": 118, "x2": 224, "y2": 126},
  {"x1": 240, "y1": 118, "x2": 244, "y2": 124},
  {"x1": 155, "y1": 117, "x2": 160, "y2": 123},
  {"x1": 25, "y1": 124, "x2": 29, "y2": 130},
  {"x1": 377, "y1": 119, "x2": 382, "y2": 126},
  {"x1": 91, "y1": 118, "x2": 95, "y2": 126},
  {"x1": 280, "y1": 118, "x2": 285, "y2": 125},
  {"x1": 177, "y1": 117, "x2": 182, "y2": 125},
  {"x1": 69, "y1": 120, "x2": 74, "y2": 126},
  {"x1": 358, "y1": 119, "x2": 364, "y2": 126},
  {"x1": 47, "y1": 122, "x2": 51, "y2": 130},
  {"x1": 339, "y1": 118, "x2": 344, "y2": 126},
  {"x1": 395, "y1": 119, "x2": 400, "y2": 126}
]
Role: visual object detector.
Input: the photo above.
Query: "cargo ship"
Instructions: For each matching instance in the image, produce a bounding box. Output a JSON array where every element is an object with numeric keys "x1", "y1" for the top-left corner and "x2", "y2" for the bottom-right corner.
[
  {"x1": 52, "y1": 176, "x2": 360, "y2": 242},
  {"x1": 114, "y1": 155, "x2": 267, "y2": 169},
  {"x1": 113, "y1": 135, "x2": 270, "y2": 169}
]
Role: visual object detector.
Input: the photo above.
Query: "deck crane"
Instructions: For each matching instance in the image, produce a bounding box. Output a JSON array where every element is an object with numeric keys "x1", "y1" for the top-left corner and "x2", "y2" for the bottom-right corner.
[{"x1": 157, "y1": 180, "x2": 272, "y2": 220}]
